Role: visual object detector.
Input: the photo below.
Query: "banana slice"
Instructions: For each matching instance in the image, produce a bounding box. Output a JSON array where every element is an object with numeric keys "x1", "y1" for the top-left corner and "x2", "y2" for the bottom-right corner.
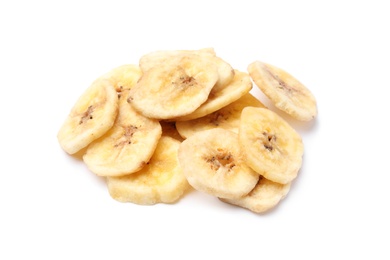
[
  {"x1": 128, "y1": 54, "x2": 219, "y2": 119},
  {"x1": 173, "y1": 70, "x2": 252, "y2": 121},
  {"x1": 99, "y1": 64, "x2": 142, "y2": 97},
  {"x1": 247, "y1": 61, "x2": 317, "y2": 121},
  {"x1": 107, "y1": 136, "x2": 190, "y2": 205},
  {"x1": 83, "y1": 89, "x2": 162, "y2": 177},
  {"x1": 220, "y1": 176, "x2": 291, "y2": 213},
  {"x1": 139, "y1": 48, "x2": 234, "y2": 91},
  {"x1": 178, "y1": 128, "x2": 259, "y2": 199},
  {"x1": 57, "y1": 79, "x2": 118, "y2": 154},
  {"x1": 239, "y1": 107, "x2": 304, "y2": 184},
  {"x1": 176, "y1": 93, "x2": 265, "y2": 139}
]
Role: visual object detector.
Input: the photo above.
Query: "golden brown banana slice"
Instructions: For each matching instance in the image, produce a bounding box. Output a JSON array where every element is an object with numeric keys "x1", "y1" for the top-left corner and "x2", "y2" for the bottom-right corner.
[
  {"x1": 107, "y1": 136, "x2": 190, "y2": 205},
  {"x1": 57, "y1": 79, "x2": 118, "y2": 154},
  {"x1": 178, "y1": 128, "x2": 259, "y2": 199},
  {"x1": 139, "y1": 48, "x2": 234, "y2": 91},
  {"x1": 99, "y1": 64, "x2": 142, "y2": 96},
  {"x1": 128, "y1": 54, "x2": 219, "y2": 119},
  {"x1": 248, "y1": 61, "x2": 317, "y2": 121},
  {"x1": 176, "y1": 93, "x2": 265, "y2": 139},
  {"x1": 83, "y1": 89, "x2": 162, "y2": 177},
  {"x1": 220, "y1": 176, "x2": 291, "y2": 213},
  {"x1": 239, "y1": 107, "x2": 304, "y2": 184},
  {"x1": 173, "y1": 70, "x2": 252, "y2": 121}
]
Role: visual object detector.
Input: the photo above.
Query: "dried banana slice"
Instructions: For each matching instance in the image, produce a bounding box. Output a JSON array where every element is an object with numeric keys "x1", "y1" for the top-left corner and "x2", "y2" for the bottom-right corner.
[
  {"x1": 173, "y1": 70, "x2": 252, "y2": 121},
  {"x1": 239, "y1": 107, "x2": 303, "y2": 184},
  {"x1": 220, "y1": 176, "x2": 291, "y2": 213},
  {"x1": 83, "y1": 89, "x2": 162, "y2": 177},
  {"x1": 99, "y1": 64, "x2": 142, "y2": 96},
  {"x1": 128, "y1": 54, "x2": 219, "y2": 119},
  {"x1": 178, "y1": 128, "x2": 259, "y2": 199},
  {"x1": 139, "y1": 48, "x2": 234, "y2": 91},
  {"x1": 176, "y1": 93, "x2": 265, "y2": 139},
  {"x1": 248, "y1": 61, "x2": 317, "y2": 121},
  {"x1": 107, "y1": 136, "x2": 190, "y2": 205},
  {"x1": 57, "y1": 79, "x2": 118, "y2": 154}
]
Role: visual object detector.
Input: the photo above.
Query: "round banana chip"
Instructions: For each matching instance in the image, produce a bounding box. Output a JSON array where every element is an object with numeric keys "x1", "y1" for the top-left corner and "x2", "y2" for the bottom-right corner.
[
  {"x1": 239, "y1": 107, "x2": 304, "y2": 184},
  {"x1": 139, "y1": 48, "x2": 234, "y2": 91},
  {"x1": 57, "y1": 79, "x2": 118, "y2": 154},
  {"x1": 220, "y1": 176, "x2": 291, "y2": 213},
  {"x1": 129, "y1": 53, "x2": 219, "y2": 119},
  {"x1": 178, "y1": 128, "x2": 259, "y2": 199},
  {"x1": 107, "y1": 136, "x2": 190, "y2": 205},
  {"x1": 247, "y1": 61, "x2": 317, "y2": 121},
  {"x1": 83, "y1": 89, "x2": 162, "y2": 177},
  {"x1": 176, "y1": 93, "x2": 265, "y2": 139},
  {"x1": 173, "y1": 70, "x2": 252, "y2": 121}
]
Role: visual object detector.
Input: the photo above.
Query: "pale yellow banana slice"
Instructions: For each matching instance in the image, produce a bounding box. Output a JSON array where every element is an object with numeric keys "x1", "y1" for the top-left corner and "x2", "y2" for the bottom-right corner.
[
  {"x1": 99, "y1": 64, "x2": 142, "y2": 97},
  {"x1": 220, "y1": 176, "x2": 291, "y2": 213},
  {"x1": 139, "y1": 48, "x2": 234, "y2": 91},
  {"x1": 239, "y1": 107, "x2": 304, "y2": 184},
  {"x1": 83, "y1": 89, "x2": 162, "y2": 177},
  {"x1": 57, "y1": 79, "x2": 118, "y2": 154},
  {"x1": 128, "y1": 54, "x2": 219, "y2": 119},
  {"x1": 173, "y1": 70, "x2": 252, "y2": 121},
  {"x1": 178, "y1": 128, "x2": 259, "y2": 199},
  {"x1": 176, "y1": 93, "x2": 265, "y2": 139},
  {"x1": 107, "y1": 136, "x2": 190, "y2": 205},
  {"x1": 248, "y1": 61, "x2": 317, "y2": 121}
]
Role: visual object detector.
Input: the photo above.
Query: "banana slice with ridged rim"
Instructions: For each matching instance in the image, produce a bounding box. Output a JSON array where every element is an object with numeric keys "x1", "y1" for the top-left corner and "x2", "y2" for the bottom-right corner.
[
  {"x1": 220, "y1": 176, "x2": 291, "y2": 213},
  {"x1": 139, "y1": 48, "x2": 234, "y2": 91},
  {"x1": 178, "y1": 128, "x2": 259, "y2": 199},
  {"x1": 173, "y1": 70, "x2": 252, "y2": 121},
  {"x1": 239, "y1": 107, "x2": 303, "y2": 184},
  {"x1": 83, "y1": 89, "x2": 162, "y2": 177},
  {"x1": 176, "y1": 93, "x2": 265, "y2": 139},
  {"x1": 57, "y1": 79, "x2": 118, "y2": 155},
  {"x1": 247, "y1": 61, "x2": 317, "y2": 121},
  {"x1": 107, "y1": 136, "x2": 190, "y2": 205},
  {"x1": 128, "y1": 53, "x2": 219, "y2": 119}
]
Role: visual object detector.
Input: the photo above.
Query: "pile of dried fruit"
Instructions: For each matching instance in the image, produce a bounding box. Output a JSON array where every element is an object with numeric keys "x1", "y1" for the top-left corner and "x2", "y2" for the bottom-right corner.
[{"x1": 57, "y1": 48, "x2": 317, "y2": 213}]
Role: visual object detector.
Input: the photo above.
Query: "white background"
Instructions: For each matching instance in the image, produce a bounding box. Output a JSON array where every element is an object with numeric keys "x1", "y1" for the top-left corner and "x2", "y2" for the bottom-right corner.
[{"x1": 1, "y1": 0, "x2": 389, "y2": 259}]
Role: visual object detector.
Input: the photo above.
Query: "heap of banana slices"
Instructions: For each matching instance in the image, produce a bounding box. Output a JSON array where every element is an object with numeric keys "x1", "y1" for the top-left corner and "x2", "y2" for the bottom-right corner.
[{"x1": 57, "y1": 48, "x2": 317, "y2": 213}]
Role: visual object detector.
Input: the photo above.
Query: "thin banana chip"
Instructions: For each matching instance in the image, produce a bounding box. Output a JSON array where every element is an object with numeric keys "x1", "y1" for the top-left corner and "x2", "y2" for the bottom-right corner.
[
  {"x1": 178, "y1": 128, "x2": 259, "y2": 199},
  {"x1": 129, "y1": 53, "x2": 219, "y2": 119},
  {"x1": 139, "y1": 48, "x2": 234, "y2": 91},
  {"x1": 57, "y1": 79, "x2": 118, "y2": 154},
  {"x1": 248, "y1": 61, "x2": 317, "y2": 121},
  {"x1": 107, "y1": 136, "x2": 190, "y2": 205},
  {"x1": 239, "y1": 107, "x2": 304, "y2": 184},
  {"x1": 220, "y1": 176, "x2": 291, "y2": 213}
]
